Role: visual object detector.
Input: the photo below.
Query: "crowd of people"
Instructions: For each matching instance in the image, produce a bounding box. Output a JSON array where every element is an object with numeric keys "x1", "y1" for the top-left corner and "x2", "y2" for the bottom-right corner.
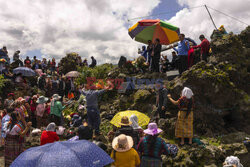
[
  {"x1": 138, "y1": 34, "x2": 210, "y2": 75},
  {"x1": 0, "y1": 46, "x2": 97, "y2": 75},
  {"x1": 0, "y1": 31, "x2": 244, "y2": 166},
  {"x1": 0, "y1": 81, "x2": 243, "y2": 167}
]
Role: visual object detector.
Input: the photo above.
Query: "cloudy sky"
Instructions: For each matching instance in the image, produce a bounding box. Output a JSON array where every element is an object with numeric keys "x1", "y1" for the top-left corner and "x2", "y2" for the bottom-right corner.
[{"x1": 0, "y1": 0, "x2": 249, "y2": 64}]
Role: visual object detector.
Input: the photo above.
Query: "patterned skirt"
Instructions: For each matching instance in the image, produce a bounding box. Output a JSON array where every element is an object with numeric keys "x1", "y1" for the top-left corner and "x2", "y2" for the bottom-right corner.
[
  {"x1": 175, "y1": 110, "x2": 193, "y2": 138},
  {"x1": 4, "y1": 134, "x2": 24, "y2": 167},
  {"x1": 140, "y1": 156, "x2": 162, "y2": 167}
]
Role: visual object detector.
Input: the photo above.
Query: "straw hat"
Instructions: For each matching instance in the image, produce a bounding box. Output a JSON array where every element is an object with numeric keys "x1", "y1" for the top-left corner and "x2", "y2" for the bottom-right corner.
[
  {"x1": 144, "y1": 123, "x2": 162, "y2": 136},
  {"x1": 52, "y1": 94, "x2": 61, "y2": 101},
  {"x1": 37, "y1": 96, "x2": 48, "y2": 104},
  {"x1": 119, "y1": 116, "x2": 132, "y2": 126},
  {"x1": 112, "y1": 134, "x2": 133, "y2": 152}
]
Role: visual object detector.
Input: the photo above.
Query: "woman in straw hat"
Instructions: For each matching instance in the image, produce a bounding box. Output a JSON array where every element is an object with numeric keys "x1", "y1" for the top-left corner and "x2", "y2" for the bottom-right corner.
[
  {"x1": 36, "y1": 96, "x2": 49, "y2": 128},
  {"x1": 50, "y1": 94, "x2": 65, "y2": 126},
  {"x1": 168, "y1": 87, "x2": 194, "y2": 145},
  {"x1": 137, "y1": 122, "x2": 178, "y2": 167},
  {"x1": 115, "y1": 116, "x2": 139, "y2": 148},
  {"x1": 110, "y1": 134, "x2": 140, "y2": 167}
]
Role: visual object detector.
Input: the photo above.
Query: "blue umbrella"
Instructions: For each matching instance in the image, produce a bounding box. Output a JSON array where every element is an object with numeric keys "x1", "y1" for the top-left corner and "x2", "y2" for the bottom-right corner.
[
  {"x1": 13, "y1": 67, "x2": 36, "y2": 77},
  {"x1": 11, "y1": 140, "x2": 114, "y2": 167}
]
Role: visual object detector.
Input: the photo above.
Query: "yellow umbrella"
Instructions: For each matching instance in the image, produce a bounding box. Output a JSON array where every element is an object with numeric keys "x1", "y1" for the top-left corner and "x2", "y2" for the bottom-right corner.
[{"x1": 110, "y1": 110, "x2": 150, "y2": 127}]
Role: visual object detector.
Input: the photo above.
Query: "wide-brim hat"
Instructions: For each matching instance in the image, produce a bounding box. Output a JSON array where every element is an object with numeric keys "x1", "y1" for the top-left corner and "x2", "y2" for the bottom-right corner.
[
  {"x1": 112, "y1": 134, "x2": 133, "y2": 152},
  {"x1": 144, "y1": 122, "x2": 163, "y2": 136},
  {"x1": 17, "y1": 97, "x2": 25, "y2": 102},
  {"x1": 52, "y1": 94, "x2": 61, "y2": 100},
  {"x1": 119, "y1": 116, "x2": 132, "y2": 126},
  {"x1": 37, "y1": 96, "x2": 49, "y2": 104}
]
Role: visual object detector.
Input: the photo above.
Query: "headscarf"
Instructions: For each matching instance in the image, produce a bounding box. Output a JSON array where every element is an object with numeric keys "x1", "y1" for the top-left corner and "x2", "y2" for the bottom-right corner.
[
  {"x1": 129, "y1": 114, "x2": 141, "y2": 130},
  {"x1": 181, "y1": 87, "x2": 194, "y2": 118},
  {"x1": 223, "y1": 156, "x2": 243, "y2": 167},
  {"x1": 181, "y1": 87, "x2": 194, "y2": 99},
  {"x1": 46, "y1": 122, "x2": 56, "y2": 132}
]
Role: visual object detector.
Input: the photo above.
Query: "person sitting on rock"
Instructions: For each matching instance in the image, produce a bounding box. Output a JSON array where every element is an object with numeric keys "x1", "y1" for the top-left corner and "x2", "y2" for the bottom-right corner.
[
  {"x1": 13, "y1": 50, "x2": 23, "y2": 67},
  {"x1": 223, "y1": 156, "x2": 243, "y2": 167},
  {"x1": 168, "y1": 87, "x2": 194, "y2": 146},
  {"x1": 89, "y1": 56, "x2": 97, "y2": 68},
  {"x1": 111, "y1": 134, "x2": 140, "y2": 167},
  {"x1": 40, "y1": 122, "x2": 59, "y2": 145},
  {"x1": 137, "y1": 122, "x2": 178, "y2": 166},
  {"x1": 115, "y1": 116, "x2": 139, "y2": 148}
]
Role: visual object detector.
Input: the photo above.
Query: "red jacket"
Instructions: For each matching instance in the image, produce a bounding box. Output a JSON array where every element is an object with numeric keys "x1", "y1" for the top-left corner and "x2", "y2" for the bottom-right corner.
[
  {"x1": 40, "y1": 130, "x2": 59, "y2": 145},
  {"x1": 192, "y1": 38, "x2": 210, "y2": 54}
]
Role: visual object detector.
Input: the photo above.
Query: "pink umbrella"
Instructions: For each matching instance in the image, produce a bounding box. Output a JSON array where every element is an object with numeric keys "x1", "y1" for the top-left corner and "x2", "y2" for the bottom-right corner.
[
  {"x1": 65, "y1": 71, "x2": 80, "y2": 78},
  {"x1": 35, "y1": 69, "x2": 45, "y2": 76}
]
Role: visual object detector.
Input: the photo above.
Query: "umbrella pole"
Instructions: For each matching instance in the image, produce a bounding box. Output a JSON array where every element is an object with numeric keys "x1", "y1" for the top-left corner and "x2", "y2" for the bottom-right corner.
[{"x1": 204, "y1": 4, "x2": 217, "y2": 30}]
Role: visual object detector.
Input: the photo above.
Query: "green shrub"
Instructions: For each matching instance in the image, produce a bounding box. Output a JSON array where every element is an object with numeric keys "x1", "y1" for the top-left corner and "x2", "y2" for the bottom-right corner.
[
  {"x1": 0, "y1": 75, "x2": 8, "y2": 95},
  {"x1": 76, "y1": 64, "x2": 115, "y2": 85}
]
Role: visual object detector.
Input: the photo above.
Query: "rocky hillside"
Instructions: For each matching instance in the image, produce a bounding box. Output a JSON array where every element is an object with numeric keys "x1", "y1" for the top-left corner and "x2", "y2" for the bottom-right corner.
[
  {"x1": 97, "y1": 26, "x2": 250, "y2": 166},
  {"x1": 0, "y1": 26, "x2": 249, "y2": 167}
]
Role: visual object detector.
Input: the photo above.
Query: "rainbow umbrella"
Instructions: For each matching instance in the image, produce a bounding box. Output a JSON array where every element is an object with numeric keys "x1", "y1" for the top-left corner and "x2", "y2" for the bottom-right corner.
[
  {"x1": 0, "y1": 58, "x2": 6, "y2": 63},
  {"x1": 128, "y1": 19, "x2": 180, "y2": 45},
  {"x1": 110, "y1": 110, "x2": 150, "y2": 127}
]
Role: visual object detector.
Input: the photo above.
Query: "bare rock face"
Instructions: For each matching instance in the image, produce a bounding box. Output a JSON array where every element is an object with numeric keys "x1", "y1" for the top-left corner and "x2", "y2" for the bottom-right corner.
[{"x1": 238, "y1": 26, "x2": 250, "y2": 48}]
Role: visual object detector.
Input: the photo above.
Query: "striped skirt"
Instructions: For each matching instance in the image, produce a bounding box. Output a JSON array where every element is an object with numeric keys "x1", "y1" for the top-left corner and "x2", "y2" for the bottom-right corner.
[
  {"x1": 175, "y1": 110, "x2": 193, "y2": 138},
  {"x1": 140, "y1": 156, "x2": 162, "y2": 167},
  {"x1": 4, "y1": 134, "x2": 24, "y2": 167}
]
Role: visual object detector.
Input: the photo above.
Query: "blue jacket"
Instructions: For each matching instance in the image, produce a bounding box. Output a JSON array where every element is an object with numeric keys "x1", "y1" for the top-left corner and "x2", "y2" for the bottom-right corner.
[
  {"x1": 81, "y1": 89, "x2": 105, "y2": 108},
  {"x1": 173, "y1": 39, "x2": 190, "y2": 56}
]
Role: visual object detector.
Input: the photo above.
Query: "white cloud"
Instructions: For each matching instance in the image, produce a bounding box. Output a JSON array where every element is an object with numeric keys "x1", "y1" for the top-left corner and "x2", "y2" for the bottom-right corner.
[
  {"x1": 168, "y1": 0, "x2": 249, "y2": 41},
  {"x1": 0, "y1": 0, "x2": 160, "y2": 63},
  {"x1": 160, "y1": 0, "x2": 249, "y2": 61}
]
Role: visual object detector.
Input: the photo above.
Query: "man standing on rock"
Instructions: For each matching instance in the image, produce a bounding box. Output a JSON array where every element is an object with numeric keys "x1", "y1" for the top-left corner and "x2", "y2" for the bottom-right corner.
[
  {"x1": 171, "y1": 34, "x2": 189, "y2": 75},
  {"x1": 155, "y1": 80, "x2": 168, "y2": 120},
  {"x1": 80, "y1": 84, "x2": 106, "y2": 136},
  {"x1": 151, "y1": 38, "x2": 162, "y2": 72},
  {"x1": 192, "y1": 34, "x2": 210, "y2": 62}
]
